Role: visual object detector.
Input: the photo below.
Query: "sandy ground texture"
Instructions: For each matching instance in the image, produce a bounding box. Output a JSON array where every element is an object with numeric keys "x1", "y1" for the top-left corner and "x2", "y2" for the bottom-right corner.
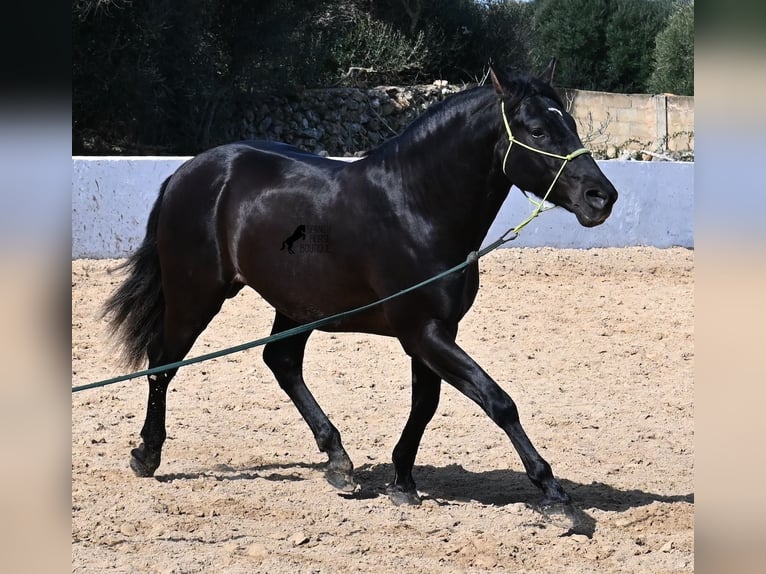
[{"x1": 72, "y1": 247, "x2": 693, "y2": 573}]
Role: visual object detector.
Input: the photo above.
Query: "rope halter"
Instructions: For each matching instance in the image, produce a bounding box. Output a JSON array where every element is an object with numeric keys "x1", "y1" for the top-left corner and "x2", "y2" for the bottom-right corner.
[{"x1": 499, "y1": 100, "x2": 591, "y2": 236}]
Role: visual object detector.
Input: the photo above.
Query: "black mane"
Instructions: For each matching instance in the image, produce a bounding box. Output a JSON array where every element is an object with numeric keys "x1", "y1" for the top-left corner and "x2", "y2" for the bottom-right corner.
[
  {"x1": 366, "y1": 72, "x2": 565, "y2": 158},
  {"x1": 375, "y1": 86, "x2": 495, "y2": 155},
  {"x1": 501, "y1": 69, "x2": 566, "y2": 110}
]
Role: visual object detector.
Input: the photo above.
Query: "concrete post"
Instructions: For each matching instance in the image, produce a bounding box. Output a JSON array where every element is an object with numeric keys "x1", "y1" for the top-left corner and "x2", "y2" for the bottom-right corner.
[{"x1": 655, "y1": 94, "x2": 669, "y2": 151}]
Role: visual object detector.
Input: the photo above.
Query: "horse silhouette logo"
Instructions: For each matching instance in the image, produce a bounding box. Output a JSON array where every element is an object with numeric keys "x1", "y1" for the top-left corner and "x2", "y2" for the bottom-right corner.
[{"x1": 280, "y1": 224, "x2": 306, "y2": 254}]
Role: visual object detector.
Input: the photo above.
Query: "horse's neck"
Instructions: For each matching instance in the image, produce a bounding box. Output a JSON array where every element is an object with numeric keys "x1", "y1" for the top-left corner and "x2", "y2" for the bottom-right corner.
[{"x1": 389, "y1": 100, "x2": 511, "y2": 249}]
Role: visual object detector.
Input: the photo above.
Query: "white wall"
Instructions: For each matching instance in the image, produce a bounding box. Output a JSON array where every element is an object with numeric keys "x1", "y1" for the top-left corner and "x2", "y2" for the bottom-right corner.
[
  {"x1": 72, "y1": 157, "x2": 693, "y2": 259},
  {"x1": 485, "y1": 160, "x2": 693, "y2": 249},
  {"x1": 73, "y1": 157, "x2": 188, "y2": 259}
]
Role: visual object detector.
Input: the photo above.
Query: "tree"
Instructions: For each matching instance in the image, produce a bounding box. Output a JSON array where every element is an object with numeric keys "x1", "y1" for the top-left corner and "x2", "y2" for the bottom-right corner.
[
  {"x1": 369, "y1": 0, "x2": 533, "y2": 82},
  {"x1": 327, "y1": 9, "x2": 430, "y2": 84},
  {"x1": 468, "y1": 0, "x2": 535, "y2": 74},
  {"x1": 73, "y1": 1, "x2": 330, "y2": 153},
  {"x1": 529, "y1": 0, "x2": 611, "y2": 91},
  {"x1": 528, "y1": 0, "x2": 683, "y2": 93},
  {"x1": 604, "y1": 0, "x2": 673, "y2": 93},
  {"x1": 649, "y1": 1, "x2": 694, "y2": 95}
]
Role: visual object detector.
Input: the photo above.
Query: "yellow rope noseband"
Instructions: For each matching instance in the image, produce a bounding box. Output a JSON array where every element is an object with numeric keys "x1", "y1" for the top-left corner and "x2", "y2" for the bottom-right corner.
[{"x1": 500, "y1": 100, "x2": 591, "y2": 234}]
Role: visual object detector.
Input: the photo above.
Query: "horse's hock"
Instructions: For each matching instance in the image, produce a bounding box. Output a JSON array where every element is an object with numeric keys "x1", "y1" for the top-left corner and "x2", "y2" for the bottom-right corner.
[{"x1": 230, "y1": 83, "x2": 694, "y2": 159}]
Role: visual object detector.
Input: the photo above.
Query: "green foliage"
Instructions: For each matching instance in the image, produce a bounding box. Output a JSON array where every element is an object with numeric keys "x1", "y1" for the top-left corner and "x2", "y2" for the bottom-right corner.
[
  {"x1": 74, "y1": 0, "x2": 538, "y2": 153},
  {"x1": 605, "y1": 0, "x2": 674, "y2": 93},
  {"x1": 73, "y1": 0, "x2": 693, "y2": 154},
  {"x1": 326, "y1": 10, "x2": 430, "y2": 84},
  {"x1": 530, "y1": 0, "x2": 611, "y2": 91},
  {"x1": 462, "y1": 0, "x2": 535, "y2": 75},
  {"x1": 529, "y1": 0, "x2": 678, "y2": 93},
  {"x1": 649, "y1": 2, "x2": 694, "y2": 95},
  {"x1": 73, "y1": 1, "x2": 331, "y2": 154},
  {"x1": 366, "y1": 0, "x2": 534, "y2": 81}
]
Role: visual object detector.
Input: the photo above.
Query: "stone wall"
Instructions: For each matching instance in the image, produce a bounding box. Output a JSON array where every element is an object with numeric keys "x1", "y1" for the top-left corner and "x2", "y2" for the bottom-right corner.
[
  {"x1": 228, "y1": 82, "x2": 463, "y2": 157},
  {"x1": 227, "y1": 83, "x2": 694, "y2": 158}
]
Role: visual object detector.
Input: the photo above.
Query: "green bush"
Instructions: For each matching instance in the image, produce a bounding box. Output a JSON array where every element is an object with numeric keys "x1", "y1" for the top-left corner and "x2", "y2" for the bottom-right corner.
[{"x1": 328, "y1": 11, "x2": 429, "y2": 85}]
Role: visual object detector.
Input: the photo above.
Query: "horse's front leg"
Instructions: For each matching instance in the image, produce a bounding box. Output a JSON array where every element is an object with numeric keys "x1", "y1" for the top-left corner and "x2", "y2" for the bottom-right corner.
[{"x1": 400, "y1": 319, "x2": 574, "y2": 520}]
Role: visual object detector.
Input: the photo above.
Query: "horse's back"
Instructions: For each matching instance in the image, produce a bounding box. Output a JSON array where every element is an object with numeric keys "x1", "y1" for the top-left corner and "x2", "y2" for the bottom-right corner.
[
  {"x1": 237, "y1": 140, "x2": 349, "y2": 169},
  {"x1": 155, "y1": 140, "x2": 383, "y2": 325},
  {"x1": 160, "y1": 140, "x2": 344, "y2": 226}
]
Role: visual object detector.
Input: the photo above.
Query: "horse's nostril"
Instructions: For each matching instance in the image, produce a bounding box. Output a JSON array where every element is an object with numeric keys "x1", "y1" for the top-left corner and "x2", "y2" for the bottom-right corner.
[{"x1": 585, "y1": 188, "x2": 609, "y2": 209}]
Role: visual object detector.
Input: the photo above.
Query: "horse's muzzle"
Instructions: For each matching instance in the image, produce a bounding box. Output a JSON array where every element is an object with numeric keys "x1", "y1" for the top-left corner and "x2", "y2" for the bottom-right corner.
[
  {"x1": 584, "y1": 188, "x2": 613, "y2": 211},
  {"x1": 575, "y1": 184, "x2": 617, "y2": 227}
]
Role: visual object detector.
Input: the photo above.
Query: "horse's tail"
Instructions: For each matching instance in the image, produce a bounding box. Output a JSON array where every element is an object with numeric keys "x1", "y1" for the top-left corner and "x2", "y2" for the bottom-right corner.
[{"x1": 102, "y1": 176, "x2": 171, "y2": 370}]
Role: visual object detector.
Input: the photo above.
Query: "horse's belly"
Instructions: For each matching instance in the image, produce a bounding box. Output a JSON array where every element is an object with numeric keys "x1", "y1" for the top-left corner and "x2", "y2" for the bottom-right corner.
[{"x1": 238, "y1": 252, "x2": 395, "y2": 336}]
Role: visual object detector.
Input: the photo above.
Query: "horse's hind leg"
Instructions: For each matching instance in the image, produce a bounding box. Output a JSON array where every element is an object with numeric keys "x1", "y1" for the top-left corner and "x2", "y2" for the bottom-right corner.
[
  {"x1": 130, "y1": 293, "x2": 226, "y2": 477},
  {"x1": 386, "y1": 359, "x2": 441, "y2": 505},
  {"x1": 262, "y1": 312, "x2": 356, "y2": 491}
]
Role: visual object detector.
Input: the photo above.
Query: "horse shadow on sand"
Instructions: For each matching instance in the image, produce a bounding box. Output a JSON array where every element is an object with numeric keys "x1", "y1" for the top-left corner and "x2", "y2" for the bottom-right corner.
[
  {"x1": 350, "y1": 463, "x2": 691, "y2": 536},
  {"x1": 156, "y1": 460, "x2": 692, "y2": 537}
]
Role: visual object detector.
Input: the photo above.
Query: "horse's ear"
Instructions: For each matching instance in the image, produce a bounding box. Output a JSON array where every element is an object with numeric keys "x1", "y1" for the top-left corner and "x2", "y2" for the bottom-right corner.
[
  {"x1": 539, "y1": 58, "x2": 557, "y2": 85},
  {"x1": 489, "y1": 66, "x2": 506, "y2": 96},
  {"x1": 490, "y1": 66, "x2": 525, "y2": 107}
]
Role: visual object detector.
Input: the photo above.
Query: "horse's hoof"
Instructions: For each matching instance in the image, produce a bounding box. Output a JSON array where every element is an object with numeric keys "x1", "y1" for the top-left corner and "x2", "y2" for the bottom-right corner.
[
  {"x1": 386, "y1": 484, "x2": 422, "y2": 506},
  {"x1": 537, "y1": 501, "x2": 580, "y2": 530},
  {"x1": 129, "y1": 447, "x2": 158, "y2": 477},
  {"x1": 325, "y1": 469, "x2": 357, "y2": 492}
]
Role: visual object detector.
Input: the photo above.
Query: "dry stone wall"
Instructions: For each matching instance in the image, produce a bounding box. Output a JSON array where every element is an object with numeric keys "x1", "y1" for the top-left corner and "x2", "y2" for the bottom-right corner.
[
  {"x1": 229, "y1": 82, "x2": 462, "y2": 157},
  {"x1": 227, "y1": 83, "x2": 694, "y2": 159}
]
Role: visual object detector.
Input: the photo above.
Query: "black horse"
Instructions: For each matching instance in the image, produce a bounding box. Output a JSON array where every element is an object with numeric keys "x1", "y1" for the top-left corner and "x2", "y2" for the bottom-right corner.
[{"x1": 104, "y1": 61, "x2": 617, "y2": 521}]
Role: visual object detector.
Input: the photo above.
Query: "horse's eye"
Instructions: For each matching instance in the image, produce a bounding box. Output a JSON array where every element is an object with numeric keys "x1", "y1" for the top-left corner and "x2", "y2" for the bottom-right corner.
[{"x1": 530, "y1": 128, "x2": 545, "y2": 139}]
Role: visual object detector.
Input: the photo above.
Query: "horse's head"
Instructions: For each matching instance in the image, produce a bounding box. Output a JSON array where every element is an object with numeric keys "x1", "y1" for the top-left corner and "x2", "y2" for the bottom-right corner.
[{"x1": 491, "y1": 60, "x2": 617, "y2": 227}]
